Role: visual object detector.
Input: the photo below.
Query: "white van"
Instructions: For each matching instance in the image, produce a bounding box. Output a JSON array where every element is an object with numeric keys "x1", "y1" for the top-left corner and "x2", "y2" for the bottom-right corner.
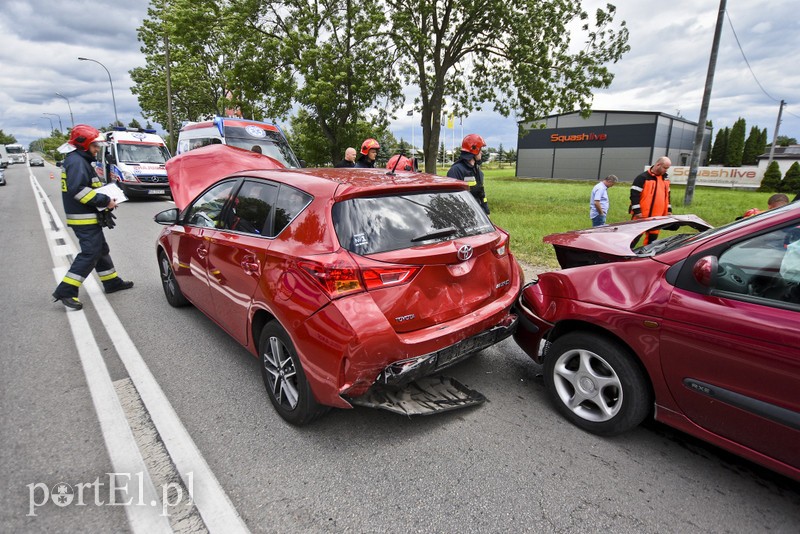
[
  {"x1": 0, "y1": 145, "x2": 9, "y2": 169},
  {"x1": 177, "y1": 117, "x2": 301, "y2": 168},
  {"x1": 96, "y1": 128, "x2": 172, "y2": 197}
]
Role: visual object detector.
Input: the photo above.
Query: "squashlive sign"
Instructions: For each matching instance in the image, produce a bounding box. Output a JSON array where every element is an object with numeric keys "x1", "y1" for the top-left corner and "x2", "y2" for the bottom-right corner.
[{"x1": 652, "y1": 165, "x2": 763, "y2": 189}]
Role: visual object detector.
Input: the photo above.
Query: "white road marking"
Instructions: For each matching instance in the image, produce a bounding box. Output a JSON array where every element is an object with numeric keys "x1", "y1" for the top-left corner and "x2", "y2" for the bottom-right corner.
[
  {"x1": 30, "y1": 172, "x2": 249, "y2": 533},
  {"x1": 32, "y1": 177, "x2": 171, "y2": 533}
]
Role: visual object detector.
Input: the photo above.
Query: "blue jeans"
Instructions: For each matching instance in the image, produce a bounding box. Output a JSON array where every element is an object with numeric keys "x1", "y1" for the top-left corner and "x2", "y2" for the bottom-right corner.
[{"x1": 591, "y1": 214, "x2": 606, "y2": 227}]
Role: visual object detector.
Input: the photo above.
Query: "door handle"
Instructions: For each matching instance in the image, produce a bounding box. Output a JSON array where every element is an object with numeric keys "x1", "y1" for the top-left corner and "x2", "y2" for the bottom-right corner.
[{"x1": 241, "y1": 256, "x2": 260, "y2": 274}]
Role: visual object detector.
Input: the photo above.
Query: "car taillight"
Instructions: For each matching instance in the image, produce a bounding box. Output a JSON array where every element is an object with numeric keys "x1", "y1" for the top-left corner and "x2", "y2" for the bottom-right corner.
[
  {"x1": 361, "y1": 266, "x2": 420, "y2": 290},
  {"x1": 493, "y1": 233, "x2": 509, "y2": 257},
  {"x1": 299, "y1": 258, "x2": 363, "y2": 298}
]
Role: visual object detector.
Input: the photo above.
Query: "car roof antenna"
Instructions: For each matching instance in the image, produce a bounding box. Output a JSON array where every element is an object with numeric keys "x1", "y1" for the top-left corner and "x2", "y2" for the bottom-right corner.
[{"x1": 386, "y1": 150, "x2": 404, "y2": 176}]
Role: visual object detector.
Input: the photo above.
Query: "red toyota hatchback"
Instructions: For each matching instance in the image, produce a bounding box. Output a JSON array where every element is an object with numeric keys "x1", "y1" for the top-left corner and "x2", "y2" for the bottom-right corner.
[
  {"x1": 514, "y1": 206, "x2": 800, "y2": 481},
  {"x1": 156, "y1": 145, "x2": 521, "y2": 424}
]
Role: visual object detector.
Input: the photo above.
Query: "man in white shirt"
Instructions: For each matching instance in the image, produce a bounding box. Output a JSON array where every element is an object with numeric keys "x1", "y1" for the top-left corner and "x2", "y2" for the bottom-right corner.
[{"x1": 589, "y1": 175, "x2": 619, "y2": 226}]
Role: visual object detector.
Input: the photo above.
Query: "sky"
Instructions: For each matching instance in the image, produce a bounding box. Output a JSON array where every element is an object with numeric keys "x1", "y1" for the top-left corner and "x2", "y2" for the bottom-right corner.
[{"x1": 1, "y1": 0, "x2": 799, "y2": 154}]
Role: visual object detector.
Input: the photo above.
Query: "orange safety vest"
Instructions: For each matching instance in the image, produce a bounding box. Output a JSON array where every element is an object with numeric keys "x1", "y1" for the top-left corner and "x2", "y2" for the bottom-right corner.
[{"x1": 630, "y1": 169, "x2": 671, "y2": 217}]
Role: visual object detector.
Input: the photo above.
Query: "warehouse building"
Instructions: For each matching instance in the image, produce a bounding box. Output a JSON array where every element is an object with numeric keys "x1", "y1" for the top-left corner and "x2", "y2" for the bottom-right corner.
[{"x1": 516, "y1": 110, "x2": 712, "y2": 182}]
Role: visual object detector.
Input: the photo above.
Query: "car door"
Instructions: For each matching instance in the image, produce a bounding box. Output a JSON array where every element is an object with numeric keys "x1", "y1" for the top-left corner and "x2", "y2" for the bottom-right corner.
[
  {"x1": 174, "y1": 181, "x2": 238, "y2": 314},
  {"x1": 205, "y1": 179, "x2": 279, "y2": 345},
  {"x1": 660, "y1": 224, "x2": 800, "y2": 471}
]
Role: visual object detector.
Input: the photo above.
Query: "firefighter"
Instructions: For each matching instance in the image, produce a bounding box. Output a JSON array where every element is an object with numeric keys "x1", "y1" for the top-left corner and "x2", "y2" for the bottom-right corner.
[
  {"x1": 630, "y1": 156, "x2": 672, "y2": 245},
  {"x1": 448, "y1": 134, "x2": 489, "y2": 214},
  {"x1": 355, "y1": 138, "x2": 380, "y2": 168},
  {"x1": 52, "y1": 124, "x2": 133, "y2": 310}
]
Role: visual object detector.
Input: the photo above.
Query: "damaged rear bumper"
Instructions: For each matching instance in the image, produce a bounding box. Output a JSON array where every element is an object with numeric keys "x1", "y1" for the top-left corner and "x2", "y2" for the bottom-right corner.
[{"x1": 376, "y1": 312, "x2": 518, "y2": 388}]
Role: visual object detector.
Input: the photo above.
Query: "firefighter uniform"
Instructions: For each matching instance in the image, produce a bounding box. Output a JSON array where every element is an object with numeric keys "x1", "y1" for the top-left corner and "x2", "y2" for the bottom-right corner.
[
  {"x1": 448, "y1": 151, "x2": 490, "y2": 215},
  {"x1": 629, "y1": 166, "x2": 671, "y2": 245},
  {"x1": 52, "y1": 144, "x2": 132, "y2": 310}
]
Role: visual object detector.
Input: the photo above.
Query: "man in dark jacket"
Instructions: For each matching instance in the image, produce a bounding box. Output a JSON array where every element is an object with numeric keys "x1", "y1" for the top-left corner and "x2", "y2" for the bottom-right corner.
[
  {"x1": 334, "y1": 147, "x2": 356, "y2": 168},
  {"x1": 354, "y1": 139, "x2": 380, "y2": 168},
  {"x1": 52, "y1": 124, "x2": 133, "y2": 310},
  {"x1": 447, "y1": 133, "x2": 489, "y2": 214},
  {"x1": 630, "y1": 156, "x2": 672, "y2": 245}
]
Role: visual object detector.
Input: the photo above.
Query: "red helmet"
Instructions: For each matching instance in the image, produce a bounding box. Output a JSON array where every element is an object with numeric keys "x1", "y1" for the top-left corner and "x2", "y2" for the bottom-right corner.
[
  {"x1": 360, "y1": 138, "x2": 381, "y2": 155},
  {"x1": 69, "y1": 124, "x2": 106, "y2": 151},
  {"x1": 461, "y1": 133, "x2": 486, "y2": 155},
  {"x1": 386, "y1": 155, "x2": 413, "y2": 171}
]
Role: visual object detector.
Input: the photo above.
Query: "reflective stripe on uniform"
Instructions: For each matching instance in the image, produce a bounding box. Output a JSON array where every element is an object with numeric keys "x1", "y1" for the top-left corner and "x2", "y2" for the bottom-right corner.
[
  {"x1": 98, "y1": 270, "x2": 118, "y2": 281},
  {"x1": 630, "y1": 185, "x2": 643, "y2": 192},
  {"x1": 75, "y1": 187, "x2": 97, "y2": 204},
  {"x1": 66, "y1": 212, "x2": 99, "y2": 225},
  {"x1": 62, "y1": 272, "x2": 85, "y2": 287},
  {"x1": 91, "y1": 177, "x2": 104, "y2": 188},
  {"x1": 630, "y1": 204, "x2": 640, "y2": 210}
]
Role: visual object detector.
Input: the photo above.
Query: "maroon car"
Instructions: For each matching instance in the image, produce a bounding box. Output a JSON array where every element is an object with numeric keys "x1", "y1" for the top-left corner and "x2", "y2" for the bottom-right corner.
[
  {"x1": 514, "y1": 206, "x2": 800, "y2": 481},
  {"x1": 156, "y1": 145, "x2": 521, "y2": 424}
]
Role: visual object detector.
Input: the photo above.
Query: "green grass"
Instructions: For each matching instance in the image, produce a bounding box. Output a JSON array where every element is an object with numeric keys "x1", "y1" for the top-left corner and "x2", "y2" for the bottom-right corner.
[{"x1": 436, "y1": 166, "x2": 776, "y2": 268}]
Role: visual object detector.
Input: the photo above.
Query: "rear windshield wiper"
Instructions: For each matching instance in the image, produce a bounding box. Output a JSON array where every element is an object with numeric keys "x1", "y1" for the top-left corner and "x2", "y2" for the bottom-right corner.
[{"x1": 411, "y1": 227, "x2": 457, "y2": 242}]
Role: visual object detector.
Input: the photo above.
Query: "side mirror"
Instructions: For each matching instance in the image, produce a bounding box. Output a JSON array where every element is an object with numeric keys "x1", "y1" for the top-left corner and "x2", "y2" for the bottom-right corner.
[
  {"x1": 56, "y1": 161, "x2": 62, "y2": 167},
  {"x1": 154, "y1": 208, "x2": 179, "y2": 225},
  {"x1": 692, "y1": 255, "x2": 718, "y2": 289}
]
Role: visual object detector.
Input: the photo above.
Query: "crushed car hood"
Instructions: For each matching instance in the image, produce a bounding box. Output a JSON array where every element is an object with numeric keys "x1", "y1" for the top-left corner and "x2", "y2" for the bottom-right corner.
[
  {"x1": 545, "y1": 215, "x2": 712, "y2": 268},
  {"x1": 166, "y1": 144, "x2": 285, "y2": 210}
]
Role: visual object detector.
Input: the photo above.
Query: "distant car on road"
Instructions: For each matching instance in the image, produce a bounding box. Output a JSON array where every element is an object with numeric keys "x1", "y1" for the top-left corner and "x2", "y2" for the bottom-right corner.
[
  {"x1": 514, "y1": 207, "x2": 800, "y2": 481},
  {"x1": 0, "y1": 170, "x2": 5, "y2": 186},
  {"x1": 155, "y1": 144, "x2": 521, "y2": 425},
  {"x1": 29, "y1": 155, "x2": 44, "y2": 166}
]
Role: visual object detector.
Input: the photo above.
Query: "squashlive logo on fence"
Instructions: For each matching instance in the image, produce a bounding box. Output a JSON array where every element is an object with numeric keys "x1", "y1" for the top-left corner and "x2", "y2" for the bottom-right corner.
[{"x1": 27, "y1": 472, "x2": 193, "y2": 517}]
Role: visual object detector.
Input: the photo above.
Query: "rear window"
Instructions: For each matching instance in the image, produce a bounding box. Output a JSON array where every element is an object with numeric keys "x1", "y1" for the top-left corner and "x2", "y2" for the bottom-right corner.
[
  {"x1": 223, "y1": 126, "x2": 300, "y2": 168},
  {"x1": 333, "y1": 190, "x2": 494, "y2": 255}
]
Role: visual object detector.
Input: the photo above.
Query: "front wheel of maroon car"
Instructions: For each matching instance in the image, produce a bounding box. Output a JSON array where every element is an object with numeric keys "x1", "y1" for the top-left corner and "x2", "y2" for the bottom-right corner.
[
  {"x1": 259, "y1": 322, "x2": 326, "y2": 426},
  {"x1": 544, "y1": 332, "x2": 652, "y2": 436}
]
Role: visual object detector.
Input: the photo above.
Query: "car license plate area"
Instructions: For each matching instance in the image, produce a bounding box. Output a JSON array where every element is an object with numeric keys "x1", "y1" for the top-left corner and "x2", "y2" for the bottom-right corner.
[{"x1": 148, "y1": 189, "x2": 163, "y2": 195}]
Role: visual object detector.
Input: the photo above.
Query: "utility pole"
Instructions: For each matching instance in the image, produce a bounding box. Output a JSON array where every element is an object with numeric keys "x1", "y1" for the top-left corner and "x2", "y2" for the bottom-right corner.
[
  {"x1": 767, "y1": 99, "x2": 785, "y2": 168},
  {"x1": 684, "y1": 0, "x2": 726, "y2": 207}
]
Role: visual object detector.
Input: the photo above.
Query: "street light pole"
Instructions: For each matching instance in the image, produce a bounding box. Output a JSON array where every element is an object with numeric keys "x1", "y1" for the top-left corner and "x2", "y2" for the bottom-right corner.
[
  {"x1": 78, "y1": 56, "x2": 119, "y2": 126},
  {"x1": 44, "y1": 112, "x2": 63, "y2": 133},
  {"x1": 55, "y1": 92, "x2": 75, "y2": 128},
  {"x1": 41, "y1": 116, "x2": 54, "y2": 134}
]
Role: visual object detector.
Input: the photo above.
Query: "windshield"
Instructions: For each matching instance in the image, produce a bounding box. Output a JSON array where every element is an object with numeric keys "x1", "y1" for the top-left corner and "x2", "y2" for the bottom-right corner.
[
  {"x1": 116, "y1": 143, "x2": 170, "y2": 164},
  {"x1": 223, "y1": 126, "x2": 300, "y2": 168},
  {"x1": 6, "y1": 145, "x2": 23, "y2": 154},
  {"x1": 333, "y1": 190, "x2": 495, "y2": 255}
]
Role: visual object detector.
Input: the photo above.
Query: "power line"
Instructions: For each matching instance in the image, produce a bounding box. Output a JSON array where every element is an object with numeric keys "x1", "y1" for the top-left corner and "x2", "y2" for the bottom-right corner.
[{"x1": 725, "y1": 11, "x2": 780, "y2": 103}]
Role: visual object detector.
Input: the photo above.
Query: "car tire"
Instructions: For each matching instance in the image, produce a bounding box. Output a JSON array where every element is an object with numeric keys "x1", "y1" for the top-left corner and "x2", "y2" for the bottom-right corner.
[
  {"x1": 544, "y1": 332, "x2": 651, "y2": 436},
  {"x1": 259, "y1": 322, "x2": 326, "y2": 426},
  {"x1": 158, "y1": 251, "x2": 190, "y2": 307}
]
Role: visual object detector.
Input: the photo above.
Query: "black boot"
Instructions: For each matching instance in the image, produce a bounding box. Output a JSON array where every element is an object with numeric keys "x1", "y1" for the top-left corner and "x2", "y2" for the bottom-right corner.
[
  {"x1": 53, "y1": 292, "x2": 83, "y2": 311},
  {"x1": 105, "y1": 279, "x2": 134, "y2": 294}
]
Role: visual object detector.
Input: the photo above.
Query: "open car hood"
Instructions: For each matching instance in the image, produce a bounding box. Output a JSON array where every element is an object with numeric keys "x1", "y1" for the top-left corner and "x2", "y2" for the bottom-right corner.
[
  {"x1": 545, "y1": 215, "x2": 712, "y2": 268},
  {"x1": 166, "y1": 144, "x2": 285, "y2": 210}
]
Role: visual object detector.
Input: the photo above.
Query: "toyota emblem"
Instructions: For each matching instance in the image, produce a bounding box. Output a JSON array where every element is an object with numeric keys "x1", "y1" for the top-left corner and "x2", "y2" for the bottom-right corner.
[{"x1": 457, "y1": 245, "x2": 473, "y2": 261}]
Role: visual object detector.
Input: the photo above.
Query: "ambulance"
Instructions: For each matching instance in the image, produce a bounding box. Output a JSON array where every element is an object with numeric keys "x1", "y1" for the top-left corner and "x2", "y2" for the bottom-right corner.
[
  {"x1": 176, "y1": 117, "x2": 301, "y2": 168},
  {"x1": 96, "y1": 128, "x2": 172, "y2": 197}
]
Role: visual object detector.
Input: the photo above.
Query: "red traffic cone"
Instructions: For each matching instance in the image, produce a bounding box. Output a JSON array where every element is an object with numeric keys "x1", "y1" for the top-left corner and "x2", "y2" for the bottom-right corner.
[{"x1": 50, "y1": 172, "x2": 54, "y2": 180}]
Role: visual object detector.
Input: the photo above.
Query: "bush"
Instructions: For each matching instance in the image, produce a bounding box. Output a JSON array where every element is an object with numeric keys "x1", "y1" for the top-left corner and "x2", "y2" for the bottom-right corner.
[
  {"x1": 759, "y1": 161, "x2": 782, "y2": 192},
  {"x1": 782, "y1": 161, "x2": 800, "y2": 194}
]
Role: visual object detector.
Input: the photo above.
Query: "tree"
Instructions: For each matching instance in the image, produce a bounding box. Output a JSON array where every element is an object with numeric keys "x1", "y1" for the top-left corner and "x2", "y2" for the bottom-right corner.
[
  {"x1": 386, "y1": 1, "x2": 629, "y2": 172},
  {"x1": 709, "y1": 127, "x2": 728, "y2": 165},
  {"x1": 742, "y1": 126, "x2": 762, "y2": 165},
  {"x1": 0, "y1": 130, "x2": 17, "y2": 144},
  {"x1": 758, "y1": 161, "x2": 781, "y2": 192},
  {"x1": 727, "y1": 117, "x2": 746, "y2": 167},
  {"x1": 128, "y1": 118, "x2": 143, "y2": 129},
  {"x1": 235, "y1": 0, "x2": 403, "y2": 165},
  {"x1": 505, "y1": 147, "x2": 517, "y2": 165},
  {"x1": 131, "y1": 0, "x2": 253, "y2": 134},
  {"x1": 777, "y1": 135, "x2": 798, "y2": 147},
  {"x1": 782, "y1": 162, "x2": 800, "y2": 193},
  {"x1": 497, "y1": 143, "x2": 505, "y2": 167}
]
